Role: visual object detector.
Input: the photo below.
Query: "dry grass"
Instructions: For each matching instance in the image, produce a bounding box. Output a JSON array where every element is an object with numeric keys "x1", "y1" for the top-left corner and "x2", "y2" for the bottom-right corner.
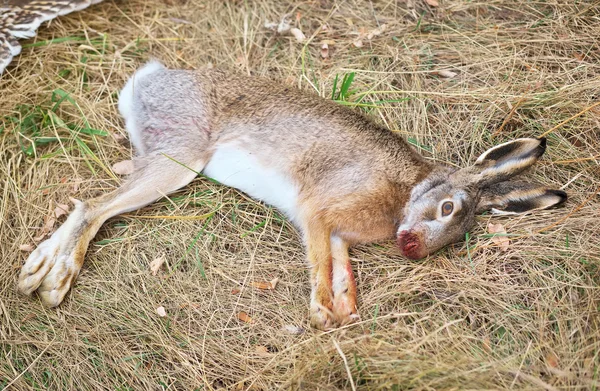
[{"x1": 1, "y1": 0, "x2": 599, "y2": 389}]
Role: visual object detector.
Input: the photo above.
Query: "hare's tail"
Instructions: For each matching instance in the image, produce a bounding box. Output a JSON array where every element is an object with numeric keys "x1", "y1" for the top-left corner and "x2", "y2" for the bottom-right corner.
[
  {"x1": 118, "y1": 60, "x2": 165, "y2": 119},
  {"x1": 118, "y1": 60, "x2": 165, "y2": 154}
]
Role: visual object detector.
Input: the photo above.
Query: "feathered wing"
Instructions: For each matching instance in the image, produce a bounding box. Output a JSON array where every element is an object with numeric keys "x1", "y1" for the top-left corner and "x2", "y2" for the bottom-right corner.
[{"x1": 0, "y1": 0, "x2": 103, "y2": 74}]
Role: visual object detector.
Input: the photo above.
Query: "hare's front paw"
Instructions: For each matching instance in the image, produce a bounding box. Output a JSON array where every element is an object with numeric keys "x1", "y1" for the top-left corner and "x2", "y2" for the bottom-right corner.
[
  {"x1": 310, "y1": 303, "x2": 337, "y2": 330},
  {"x1": 18, "y1": 230, "x2": 83, "y2": 307},
  {"x1": 333, "y1": 290, "x2": 360, "y2": 326},
  {"x1": 310, "y1": 290, "x2": 336, "y2": 330}
]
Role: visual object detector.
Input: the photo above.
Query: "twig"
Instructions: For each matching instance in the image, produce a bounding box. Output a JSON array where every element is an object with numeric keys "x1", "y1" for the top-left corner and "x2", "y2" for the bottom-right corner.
[
  {"x1": 510, "y1": 340, "x2": 532, "y2": 389},
  {"x1": 460, "y1": 186, "x2": 600, "y2": 256},
  {"x1": 332, "y1": 338, "x2": 356, "y2": 391},
  {"x1": 534, "y1": 186, "x2": 600, "y2": 234},
  {"x1": 121, "y1": 209, "x2": 218, "y2": 220},
  {"x1": 539, "y1": 101, "x2": 600, "y2": 137},
  {"x1": 492, "y1": 95, "x2": 528, "y2": 137},
  {"x1": 3, "y1": 337, "x2": 56, "y2": 389},
  {"x1": 507, "y1": 369, "x2": 559, "y2": 391},
  {"x1": 554, "y1": 154, "x2": 600, "y2": 164}
]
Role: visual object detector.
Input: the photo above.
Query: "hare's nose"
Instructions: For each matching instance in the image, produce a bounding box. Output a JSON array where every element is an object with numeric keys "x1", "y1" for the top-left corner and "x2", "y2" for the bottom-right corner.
[
  {"x1": 397, "y1": 230, "x2": 424, "y2": 259},
  {"x1": 397, "y1": 229, "x2": 413, "y2": 240}
]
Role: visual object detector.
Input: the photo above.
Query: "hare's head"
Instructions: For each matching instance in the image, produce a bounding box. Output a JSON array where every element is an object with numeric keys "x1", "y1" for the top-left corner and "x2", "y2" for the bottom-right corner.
[{"x1": 397, "y1": 138, "x2": 567, "y2": 259}]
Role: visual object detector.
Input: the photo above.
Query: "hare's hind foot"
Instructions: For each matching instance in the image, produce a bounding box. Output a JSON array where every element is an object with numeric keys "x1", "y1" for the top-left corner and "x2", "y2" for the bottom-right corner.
[
  {"x1": 18, "y1": 205, "x2": 86, "y2": 306},
  {"x1": 19, "y1": 153, "x2": 206, "y2": 306}
]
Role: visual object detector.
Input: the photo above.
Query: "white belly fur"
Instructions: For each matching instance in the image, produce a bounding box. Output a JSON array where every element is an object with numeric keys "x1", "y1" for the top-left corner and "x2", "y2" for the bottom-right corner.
[{"x1": 203, "y1": 144, "x2": 299, "y2": 222}]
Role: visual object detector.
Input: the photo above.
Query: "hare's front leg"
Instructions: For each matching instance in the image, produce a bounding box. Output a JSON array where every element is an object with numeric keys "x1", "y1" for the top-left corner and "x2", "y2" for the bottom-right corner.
[
  {"x1": 331, "y1": 236, "x2": 360, "y2": 325},
  {"x1": 18, "y1": 154, "x2": 206, "y2": 306},
  {"x1": 305, "y1": 224, "x2": 336, "y2": 330}
]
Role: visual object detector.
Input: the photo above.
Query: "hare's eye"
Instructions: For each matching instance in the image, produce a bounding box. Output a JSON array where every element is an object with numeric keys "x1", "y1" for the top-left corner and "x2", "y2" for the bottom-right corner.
[{"x1": 441, "y1": 201, "x2": 454, "y2": 217}]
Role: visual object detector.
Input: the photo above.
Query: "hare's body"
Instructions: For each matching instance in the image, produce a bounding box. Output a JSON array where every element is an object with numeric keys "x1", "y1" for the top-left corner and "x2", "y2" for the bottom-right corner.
[
  {"x1": 121, "y1": 62, "x2": 430, "y2": 238},
  {"x1": 19, "y1": 61, "x2": 566, "y2": 329}
]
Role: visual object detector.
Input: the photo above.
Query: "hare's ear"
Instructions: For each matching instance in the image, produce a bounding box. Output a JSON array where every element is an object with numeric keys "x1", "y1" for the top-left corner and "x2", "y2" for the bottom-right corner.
[
  {"x1": 476, "y1": 181, "x2": 567, "y2": 214},
  {"x1": 468, "y1": 138, "x2": 547, "y2": 186}
]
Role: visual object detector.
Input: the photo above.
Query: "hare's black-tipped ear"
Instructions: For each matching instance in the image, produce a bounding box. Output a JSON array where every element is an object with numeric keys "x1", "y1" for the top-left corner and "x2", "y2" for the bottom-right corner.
[
  {"x1": 476, "y1": 181, "x2": 567, "y2": 214},
  {"x1": 470, "y1": 138, "x2": 547, "y2": 186}
]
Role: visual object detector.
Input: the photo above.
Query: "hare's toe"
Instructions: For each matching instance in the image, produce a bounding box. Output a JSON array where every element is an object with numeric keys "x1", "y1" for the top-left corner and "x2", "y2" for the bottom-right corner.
[
  {"x1": 18, "y1": 233, "x2": 81, "y2": 306},
  {"x1": 333, "y1": 291, "x2": 360, "y2": 326}
]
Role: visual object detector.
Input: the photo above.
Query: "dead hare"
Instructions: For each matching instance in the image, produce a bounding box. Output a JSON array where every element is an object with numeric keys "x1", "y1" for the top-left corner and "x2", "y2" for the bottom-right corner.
[{"x1": 18, "y1": 61, "x2": 567, "y2": 330}]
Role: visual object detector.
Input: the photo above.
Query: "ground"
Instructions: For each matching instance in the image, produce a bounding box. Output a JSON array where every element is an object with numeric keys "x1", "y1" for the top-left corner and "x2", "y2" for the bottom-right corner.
[{"x1": 1, "y1": 0, "x2": 599, "y2": 390}]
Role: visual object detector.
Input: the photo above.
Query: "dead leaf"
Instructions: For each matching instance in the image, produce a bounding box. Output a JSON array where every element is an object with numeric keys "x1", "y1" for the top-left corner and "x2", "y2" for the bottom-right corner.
[
  {"x1": 54, "y1": 202, "x2": 70, "y2": 219},
  {"x1": 290, "y1": 28, "x2": 305, "y2": 43},
  {"x1": 156, "y1": 306, "x2": 167, "y2": 317},
  {"x1": 583, "y1": 357, "x2": 594, "y2": 377},
  {"x1": 282, "y1": 325, "x2": 305, "y2": 335},
  {"x1": 546, "y1": 352, "x2": 559, "y2": 368},
  {"x1": 269, "y1": 277, "x2": 279, "y2": 289},
  {"x1": 264, "y1": 21, "x2": 278, "y2": 30},
  {"x1": 488, "y1": 222, "x2": 510, "y2": 251},
  {"x1": 150, "y1": 255, "x2": 166, "y2": 276},
  {"x1": 250, "y1": 281, "x2": 271, "y2": 290},
  {"x1": 278, "y1": 19, "x2": 291, "y2": 33},
  {"x1": 482, "y1": 337, "x2": 492, "y2": 353},
  {"x1": 353, "y1": 40, "x2": 364, "y2": 48},
  {"x1": 112, "y1": 160, "x2": 135, "y2": 175},
  {"x1": 21, "y1": 313, "x2": 37, "y2": 322},
  {"x1": 367, "y1": 24, "x2": 387, "y2": 40},
  {"x1": 238, "y1": 311, "x2": 253, "y2": 323},
  {"x1": 70, "y1": 181, "x2": 80, "y2": 194},
  {"x1": 179, "y1": 302, "x2": 200, "y2": 309},
  {"x1": 255, "y1": 345, "x2": 270, "y2": 355},
  {"x1": 19, "y1": 244, "x2": 34, "y2": 252},
  {"x1": 425, "y1": 0, "x2": 439, "y2": 6},
  {"x1": 433, "y1": 70, "x2": 457, "y2": 78},
  {"x1": 574, "y1": 53, "x2": 584, "y2": 62},
  {"x1": 250, "y1": 277, "x2": 279, "y2": 290},
  {"x1": 33, "y1": 216, "x2": 56, "y2": 242},
  {"x1": 112, "y1": 132, "x2": 127, "y2": 143},
  {"x1": 320, "y1": 43, "x2": 329, "y2": 58},
  {"x1": 169, "y1": 17, "x2": 192, "y2": 25},
  {"x1": 263, "y1": 17, "x2": 290, "y2": 33}
]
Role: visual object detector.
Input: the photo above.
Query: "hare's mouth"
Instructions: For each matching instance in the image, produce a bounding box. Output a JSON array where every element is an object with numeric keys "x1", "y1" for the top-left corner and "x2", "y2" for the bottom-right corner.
[{"x1": 397, "y1": 230, "x2": 426, "y2": 260}]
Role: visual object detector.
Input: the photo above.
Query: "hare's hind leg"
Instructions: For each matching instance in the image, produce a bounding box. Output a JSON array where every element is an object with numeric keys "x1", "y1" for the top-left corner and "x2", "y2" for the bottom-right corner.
[{"x1": 18, "y1": 153, "x2": 206, "y2": 306}]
